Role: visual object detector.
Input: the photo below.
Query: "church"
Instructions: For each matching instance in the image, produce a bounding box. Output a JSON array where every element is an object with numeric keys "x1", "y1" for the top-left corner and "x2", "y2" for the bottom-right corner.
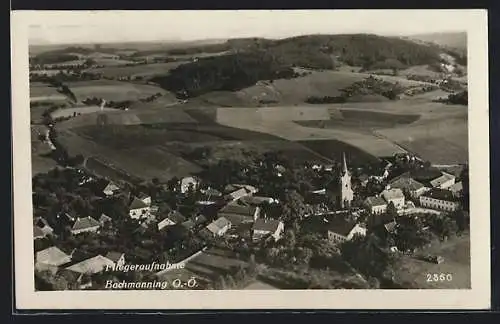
[{"x1": 327, "y1": 153, "x2": 354, "y2": 209}]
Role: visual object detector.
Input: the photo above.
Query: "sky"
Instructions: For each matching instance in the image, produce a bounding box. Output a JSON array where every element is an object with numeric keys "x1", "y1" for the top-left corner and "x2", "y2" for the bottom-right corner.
[{"x1": 26, "y1": 10, "x2": 475, "y2": 45}]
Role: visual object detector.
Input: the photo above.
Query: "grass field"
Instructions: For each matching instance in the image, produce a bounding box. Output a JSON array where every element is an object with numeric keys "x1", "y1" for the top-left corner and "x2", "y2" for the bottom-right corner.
[
  {"x1": 50, "y1": 106, "x2": 120, "y2": 119},
  {"x1": 393, "y1": 234, "x2": 470, "y2": 289},
  {"x1": 67, "y1": 80, "x2": 167, "y2": 102},
  {"x1": 30, "y1": 82, "x2": 69, "y2": 103},
  {"x1": 299, "y1": 139, "x2": 381, "y2": 167}
]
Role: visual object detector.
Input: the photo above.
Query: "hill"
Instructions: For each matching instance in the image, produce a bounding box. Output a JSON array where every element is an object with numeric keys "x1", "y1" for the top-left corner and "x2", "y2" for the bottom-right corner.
[{"x1": 406, "y1": 32, "x2": 467, "y2": 51}]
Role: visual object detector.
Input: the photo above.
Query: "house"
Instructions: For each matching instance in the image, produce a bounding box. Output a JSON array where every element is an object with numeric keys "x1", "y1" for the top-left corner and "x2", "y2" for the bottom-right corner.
[
  {"x1": 357, "y1": 174, "x2": 370, "y2": 187},
  {"x1": 200, "y1": 187, "x2": 223, "y2": 198},
  {"x1": 33, "y1": 226, "x2": 46, "y2": 240},
  {"x1": 206, "y1": 217, "x2": 232, "y2": 237},
  {"x1": 430, "y1": 172, "x2": 456, "y2": 189},
  {"x1": 137, "y1": 192, "x2": 152, "y2": 206},
  {"x1": 388, "y1": 177, "x2": 428, "y2": 198},
  {"x1": 102, "y1": 181, "x2": 120, "y2": 196},
  {"x1": 449, "y1": 182, "x2": 464, "y2": 197},
  {"x1": 252, "y1": 218, "x2": 285, "y2": 242},
  {"x1": 157, "y1": 210, "x2": 186, "y2": 231},
  {"x1": 65, "y1": 255, "x2": 115, "y2": 275},
  {"x1": 364, "y1": 196, "x2": 387, "y2": 215},
  {"x1": 224, "y1": 187, "x2": 252, "y2": 202},
  {"x1": 381, "y1": 188, "x2": 405, "y2": 209},
  {"x1": 324, "y1": 218, "x2": 367, "y2": 244},
  {"x1": 218, "y1": 200, "x2": 262, "y2": 224},
  {"x1": 180, "y1": 176, "x2": 200, "y2": 193},
  {"x1": 240, "y1": 195, "x2": 277, "y2": 206},
  {"x1": 419, "y1": 188, "x2": 460, "y2": 212},
  {"x1": 71, "y1": 216, "x2": 100, "y2": 235},
  {"x1": 105, "y1": 252, "x2": 126, "y2": 268},
  {"x1": 35, "y1": 246, "x2": 72, "y2": 274},
  {"x1": 129, "y1": 197, "x2": 151, "y2": 219},
  {"x1": 33, "y1": 217, "x2": 54, "y2": 237},
  {"x1": 370, "y1": 169, "x2": 390, "y2": 182},
  {"x1": 99, "y1": 213, "x2": 112, "y2": 225}
]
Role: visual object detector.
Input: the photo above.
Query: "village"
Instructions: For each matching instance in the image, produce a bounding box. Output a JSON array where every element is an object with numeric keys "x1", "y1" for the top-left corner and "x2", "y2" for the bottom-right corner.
[{"x1": 33, "y1": 147, "x2": 469, "y2": 290}]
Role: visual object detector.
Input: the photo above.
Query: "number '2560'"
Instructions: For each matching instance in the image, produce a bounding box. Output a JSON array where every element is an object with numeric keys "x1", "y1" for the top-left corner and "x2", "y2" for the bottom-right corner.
[{"x1": 426, "y1": 273, "x2": 453, "y2": 282}]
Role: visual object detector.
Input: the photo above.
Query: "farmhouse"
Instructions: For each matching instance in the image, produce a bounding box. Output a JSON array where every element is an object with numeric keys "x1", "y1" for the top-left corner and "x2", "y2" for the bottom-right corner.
[
  {"x1": 225, "y1": 187, "x2": 253, "y2": 202},
  {"x1": 65, "y1": 255, "x2": 116, "y2": 275},
  {"x1": 105, "y1": 252, "x2": 126, "y2": 268},
  {"x1": 240, "y1": 195, "x2": 277, "y2": 206},
  {"x1": 35, "y1": 246, "x2": 72, "y2": 274},
  {"x1": 430, "y1": 172, "x2": 456, "y2": 190},
  {"x1": 364, "y1": 196, "x2": 387, "y2": 215},
  {"x1": 206, "y1": 217, "x2": 232, "y2": 237},
  {"x1": 71, "y1": 216, "x2": 100, "y2": 235},
  {"x1": 99, "y1": 213, "x2": 112, "y2": 225},
  {"x1": 324, "y1": 217, "x2": 367, "y2": 244},
  {"x1": 419, "y1": 188, "x2": 460, "y2": 212},
  {"x1": 388, "y1": 176, "x2": 428, "y2": 198},
  {"x1": 129, "y1": 197, "x2": 151, "y2": 219},
  {"x1": 226, "y1": 184, "x2": 259, "y2": 195},
  {"x1": 381, "y1": 188, "x2": 405, "y2": 209},
  {"x1": 218, "y1": 200, "x2": 262, "y2": 224},
  {"x1": 158, "y1": 210, "x2": 187, "y2": 231},
  {"x1": 200, "y1": 187, "x2": 223, "y2": 198},
  {"x1": 34, "y1": 217, "x2": 54, "y2": 236},
  {"x1": 252, "y1": 218, "x2": 285, "y2": 242},
  {"x1": 180, "y1": 176, "x2": 200, "y2": 193}
]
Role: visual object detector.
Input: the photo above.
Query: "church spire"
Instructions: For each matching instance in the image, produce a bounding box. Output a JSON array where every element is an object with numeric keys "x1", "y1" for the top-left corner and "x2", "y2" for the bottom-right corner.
[{"x1": 341, "y1": 152, "x2": 348, "y2": 174}]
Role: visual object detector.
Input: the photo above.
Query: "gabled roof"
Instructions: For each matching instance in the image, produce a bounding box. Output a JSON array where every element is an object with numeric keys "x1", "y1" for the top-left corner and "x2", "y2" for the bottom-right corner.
[
  {"x1": 103, "y1": 181, "x2": 120, "y2": 193},
  {"x1": 137, "y1": 192, "x2": 151, "y2": 200},
  {"x1": 225, "y1": 188, "x2": 249, "y2": 201},
  {"x1": 202, "y1": 187, "x2": 222, "y2": 197},
  {"x1": 364, "y1": 196, "x2": 387, "y2": 207},
  {"x1": 449, "y1": 182, "x2": 463, "y2": 193},
  {"x1": 36, "y1": 246, "x2": 71, "y2": 266},
  {"x1": 322, "y1": 217, "x2": 359, "y2": 237},
  {"x1": 206, "y1": 217, "x2": 232, "y2": 234},
  {"x1": 180, "y1": 220, "x2": 195, "y2": 230},
  {"x1": 105, "y1": 252, "x2": 124, "y2": 262},
  {"x1": 430, "y1": 172, "x2": 455, "y2": 187},
  {"x1": 100, "y1": 214, "x2": 112, "y2": 222},
  {"x1": 167, "y1": 210, "x2": 186, "y2": 224},
  {"x1": 65, "y1": 255, "x2": 115, "y2": 274},
  {"x1": 240, "y1": 195, "x2": 275, "y2": 206},
  {"x1": 33, "y1": 226, "x2": 46, "y2": 239},
  {"x1": 72, "y1": 216, "x2": 100, "y2": 231},
  {"x1": 253, "y1": 218, "x2": 283, "y2": 232},
  {"x1": 384, "y1": 221, "x2": 398, "y2": 233},
  {"x1": 129, "y1": 197, "x2": 148, "y2": 210},
  {"x1": 389, "y1": 177, "x2": 425, "y2": 191}
]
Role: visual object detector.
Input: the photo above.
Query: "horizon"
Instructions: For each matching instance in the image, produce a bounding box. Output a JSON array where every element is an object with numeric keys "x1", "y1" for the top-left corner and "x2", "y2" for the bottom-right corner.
[{"x1": 26, "y1": 10, "x2": 471, "y2": 46}]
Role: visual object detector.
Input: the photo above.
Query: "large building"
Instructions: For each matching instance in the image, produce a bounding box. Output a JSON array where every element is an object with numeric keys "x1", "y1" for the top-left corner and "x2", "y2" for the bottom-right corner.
[
  {"x1": 381, "y1": 188, "x2": 405, "y2": 209},
  {"x1": 419, "y1": 188, "x2": 461, "y2": 212}
]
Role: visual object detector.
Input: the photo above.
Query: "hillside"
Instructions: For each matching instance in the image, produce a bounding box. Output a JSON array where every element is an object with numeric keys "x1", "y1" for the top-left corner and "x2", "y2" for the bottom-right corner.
[{"x1": 406, "y1": 32, "x2": 467, "y2": 50}]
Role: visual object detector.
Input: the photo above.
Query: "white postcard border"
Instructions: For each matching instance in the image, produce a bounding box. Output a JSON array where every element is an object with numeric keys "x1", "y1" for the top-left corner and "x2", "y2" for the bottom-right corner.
[{"x1": 12, "y1": 9, "x2": 491, "y2": 310}]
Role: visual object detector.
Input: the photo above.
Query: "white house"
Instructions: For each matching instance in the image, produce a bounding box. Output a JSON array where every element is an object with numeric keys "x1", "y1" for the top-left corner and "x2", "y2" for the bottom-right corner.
[
  {"x1": 326, "y1": 219, "x2": 367, "y2": 244},
  {"x1": 65, "y1": 255, "x2": 116, "y2": 275},
  {"x1": 381, "y1": 188, "x2": 405, "y2": 209},
  {"x1": 102, "y1": 181, "x2": 120, "y2": 196},
  {"x1": 206, "y1": 217, "x2": 232, "y2": 237},
  {"x1": 105, "y1": 252, "x2": 126, "y2": 268},
  {"x1": 180, "y1": 176, "x2": 199, "y2": 193},
  {"x1": 430, "y1": 172, "x2": 456, "y2": 190},
  {"x1": 252, "y1": 219, "x2": 285, "y2": 242},
  {"x1": 419, "y1": 188, "x2": 460, "y2": 212},
  {"x1": 70, "y1": 216, "x2": 101, "y2": 235},
  {"x1": 364, "y1": 196, "x2": 387, "y2": 215},
  {"x1": 137, "y1": 193, "x2": 152, "y2": 206},
  {"x1": 129, "y1": 197, "x2": 151, "y2": 219}
]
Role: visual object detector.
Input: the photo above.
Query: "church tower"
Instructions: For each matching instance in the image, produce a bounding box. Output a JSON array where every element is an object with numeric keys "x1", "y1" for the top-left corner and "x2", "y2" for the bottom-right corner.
[{"x1": 338, "y1": 152, "x2": 354, "y2": 208}]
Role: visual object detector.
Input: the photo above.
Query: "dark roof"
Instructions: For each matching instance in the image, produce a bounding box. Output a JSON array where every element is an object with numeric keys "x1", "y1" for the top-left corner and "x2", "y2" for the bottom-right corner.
[
  {"x1": 129, "y1": 197, "x2": 148, "y2": 209},
  {"x1": 105, "y1": 252, "x2": 123, "y2": 262},
  {"x1": 384, "y1": 220, "x2": 398, "y2": 233},
  {"x1": 253, "y1": 218, "x2": 282, "y2": 232},
  {"x1": 219, "y1": 201, "x2": 257, "y2": 217},
  {"x1": 180, "y1": 220, "x2": 195, "y2": 230},
  {"x1": 389, "y1": 177, "x2": 425, "y2": 191},
  {"x1": 72, "y1": 217, "x2": 100, "y2": 231},
  {"x1": 364, "y1": 196, "x2": 387, "y2": 207},
  {"x1": 167, "y1": 210, "x2": 186, "y2": 224},
  {"x1": 323, "y1": 217, "x2": 358, "y2": 237},
  {"x1": 422, "y1": 188, "x2": 458, "y2": 202},
  {"x1": 137, "y1": 192, "x2": 150, "y2": 200},
  {"x1": 370, "y1": 212, "x2": 396, "y2": 228}
]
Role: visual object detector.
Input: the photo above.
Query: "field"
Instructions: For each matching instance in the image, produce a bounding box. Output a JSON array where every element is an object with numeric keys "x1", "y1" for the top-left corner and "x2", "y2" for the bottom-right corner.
[
  {"x1": 393, "y1": 234, "x2": 471, "y2": 289},
  {"x1": 30, "y1": 82, "x2": 69, "y2": 103},
  {"x1": 50, "y1": 106, "x2": 120, "y2": 119},
  {"x1": 66, "y1": 80, "x2": 167, "y2": 102},
  {"x1": 85, "y1": 62, "x2": 188, "y2": 78}
]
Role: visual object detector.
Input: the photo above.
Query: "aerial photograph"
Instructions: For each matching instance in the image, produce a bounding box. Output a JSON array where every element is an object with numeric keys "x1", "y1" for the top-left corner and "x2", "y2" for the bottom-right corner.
[{"x1": 30, "y1": 12, "x2": 470, "y2": 291}]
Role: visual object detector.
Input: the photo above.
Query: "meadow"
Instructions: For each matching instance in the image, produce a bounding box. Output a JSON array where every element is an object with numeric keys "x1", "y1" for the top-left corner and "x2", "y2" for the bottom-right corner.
[
  {"x1": 66, "y1": 80, "x2": 168, "y2": 102},
  {"x1": 85, "y1": 62, "x2": 188, "y2": 78}
]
